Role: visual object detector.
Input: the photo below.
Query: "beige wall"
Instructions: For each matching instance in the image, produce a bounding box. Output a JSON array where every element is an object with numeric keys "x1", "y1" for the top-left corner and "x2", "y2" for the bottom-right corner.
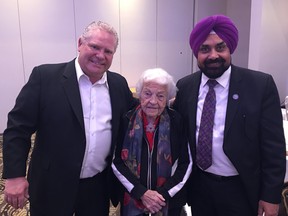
[
  {"x1": 0, "y1": 0, "x2": 194, "y2": 132},
  {"x1": 1, "y1": 0, "x2": 288, "y2": 132},
  {"x1": 251, "y1": 0, "x2": 288, "y2": 104}
]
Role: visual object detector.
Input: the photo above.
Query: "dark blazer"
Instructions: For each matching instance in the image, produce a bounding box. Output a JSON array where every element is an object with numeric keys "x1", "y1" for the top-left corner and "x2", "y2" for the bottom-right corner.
[
  {"x1": 2, "y1": 59, "x2": 135, "y2": 215},
  {"x1": 174, "y1": 65, "x2": 286, "y2": 214},
  {"x1": 112, "y1": 107, "x2": 192, "y2": 209}
]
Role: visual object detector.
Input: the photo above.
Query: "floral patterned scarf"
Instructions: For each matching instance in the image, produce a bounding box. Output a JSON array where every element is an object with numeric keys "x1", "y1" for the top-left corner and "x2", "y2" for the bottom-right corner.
[{"x1": 121, "y1": 106, "x2": 172, "y2": 216}]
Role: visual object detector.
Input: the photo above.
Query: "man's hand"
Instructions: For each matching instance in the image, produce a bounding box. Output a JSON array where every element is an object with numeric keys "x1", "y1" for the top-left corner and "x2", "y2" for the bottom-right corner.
[
  {"x1": 258, "y1": 200, "x2": 279, "y2": 216},
  {"x1": 4, "y1": 177, "x2": 29, "y2": 209},
  {"x1": 141, "y1": 190, "x2": 166, "y2": 214}
]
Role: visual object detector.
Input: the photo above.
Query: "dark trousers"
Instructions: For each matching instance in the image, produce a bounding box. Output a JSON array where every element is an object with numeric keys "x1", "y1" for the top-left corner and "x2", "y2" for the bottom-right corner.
[
  {"x1": 191, "y1": 168, "x2": 254, "y2": 216},
  {"x1": 74, "y1": 169, "x2": 110, "y2": 216}
]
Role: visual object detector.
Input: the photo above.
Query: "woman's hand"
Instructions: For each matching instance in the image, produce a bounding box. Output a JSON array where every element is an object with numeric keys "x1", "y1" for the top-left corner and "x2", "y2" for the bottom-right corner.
[{"x1": 141, "y1": 189, "x2": 166, "y2": 214}]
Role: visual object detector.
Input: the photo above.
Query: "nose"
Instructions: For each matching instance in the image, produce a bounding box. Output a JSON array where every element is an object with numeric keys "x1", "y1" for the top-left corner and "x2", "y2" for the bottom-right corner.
[
  {"x1": 96, "y1": 50, "x2": 105, "y2": 59},
  {"x1": 209, "y1": 48, "x2": 219, "y2": 59},
  {"x1": 149, "y1": 94, "x2": 157, "y2": 104}
]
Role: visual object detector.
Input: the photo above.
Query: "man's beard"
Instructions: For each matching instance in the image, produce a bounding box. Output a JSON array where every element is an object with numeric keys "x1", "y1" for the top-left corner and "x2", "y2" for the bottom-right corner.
[{"x1": 198, "y1": 58, "x2": 229, "y2": 79}]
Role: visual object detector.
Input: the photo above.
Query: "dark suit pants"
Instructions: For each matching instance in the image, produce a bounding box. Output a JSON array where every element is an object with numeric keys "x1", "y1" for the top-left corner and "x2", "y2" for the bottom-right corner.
[
  {"x1": 75, "y1": 169, "x2": 109, "y2": 216},
  {"x1": 191, "y1": 168, "x2": 254, "y2": 216}
]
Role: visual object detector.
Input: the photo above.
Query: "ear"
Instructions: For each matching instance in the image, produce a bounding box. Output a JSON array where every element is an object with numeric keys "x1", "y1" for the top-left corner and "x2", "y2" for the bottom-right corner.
[{"x1": 77, "y1": 38, "x2": 82, "y2": 51}]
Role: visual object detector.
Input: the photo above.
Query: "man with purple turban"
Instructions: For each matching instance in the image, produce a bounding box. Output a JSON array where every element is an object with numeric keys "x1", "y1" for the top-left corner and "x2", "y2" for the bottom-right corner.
[{"x1": 173, "y1": 15, "x2": 286, "y2": 216}]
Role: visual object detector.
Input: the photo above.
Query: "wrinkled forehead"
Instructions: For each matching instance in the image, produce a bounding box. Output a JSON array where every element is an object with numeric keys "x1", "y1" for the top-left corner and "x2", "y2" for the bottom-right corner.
[{"x1": 142, "y1": 81, "x2": 167, "y2": 91}]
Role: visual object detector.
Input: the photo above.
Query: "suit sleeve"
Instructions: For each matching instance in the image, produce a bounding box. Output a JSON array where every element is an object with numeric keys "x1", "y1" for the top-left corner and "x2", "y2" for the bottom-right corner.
[
  {"x1": 260, "y1": 74, "x2": 286, "y2": 203},
  {"x1": 3, "y1": 67, "x2": 41, "y2": 179},
  {"x1": 112, "y1": 117, "x2": 148, "y2": 200}
]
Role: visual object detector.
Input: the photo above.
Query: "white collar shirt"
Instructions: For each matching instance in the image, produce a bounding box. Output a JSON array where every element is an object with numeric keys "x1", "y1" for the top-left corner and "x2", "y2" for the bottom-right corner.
[
  {"x1": 75, "y1": 58, "x2": 112, "y2": 178},
  {"x1": 196, "y1": 66, "x2": 238, "y2": 176}
]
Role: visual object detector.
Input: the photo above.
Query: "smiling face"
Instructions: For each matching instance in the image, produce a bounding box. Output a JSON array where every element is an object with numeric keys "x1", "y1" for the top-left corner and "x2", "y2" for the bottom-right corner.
[
  {"x1": 197, "y1": 34, "x2": 231, "y2": 79},
  {"x1": 77, "y1": 28, "x2": 117, "y2": 83},
  {"x1": 140, "y1": 82, "x2": 167, "y2": 121}
]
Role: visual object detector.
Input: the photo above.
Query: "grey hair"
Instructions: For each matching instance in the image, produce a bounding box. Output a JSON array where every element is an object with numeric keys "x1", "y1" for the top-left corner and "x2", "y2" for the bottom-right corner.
[
  {"x1": 136, "y1": 68, "x2": 178, "y2": 102},
  {"x1": 80, "y1": 21, "x2": 119, "y2": 50}
]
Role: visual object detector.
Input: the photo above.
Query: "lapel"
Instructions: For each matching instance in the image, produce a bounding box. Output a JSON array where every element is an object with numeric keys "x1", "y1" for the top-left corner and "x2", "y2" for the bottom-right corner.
[
  {"x1": 189, "y1": 71, "x2": 201, "y2": 131},
  {"x1": 106, "y1": 71, "x2": 120, "y2": 148},
  {"x1": 224, "y1": 65, "x2": 243, "y2": 136},
  {"x1": 187, "y1": 71, "x2": 202, "y2": 156},
  {"x1": 61, "y1": 59, "x2": 84, "y2": 130}
]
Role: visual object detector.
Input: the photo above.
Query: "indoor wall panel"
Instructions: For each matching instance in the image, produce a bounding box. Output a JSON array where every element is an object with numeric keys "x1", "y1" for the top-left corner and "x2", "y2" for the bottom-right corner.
[
  {"x1": 18, "y1": 0, "x2": 76, "y2": 81},
  {"x1": 119, "y1": 1, "x2": 157, "y2": 87},
  {"x1": 0, "y1": 1, "x2": 25, "y2": 132},
  {"x1": 258, "y1": 0, "x2": 288, "y2": 102},
  {"x1": 157, "y1": 0, "x2": 194, "y2": 82},
  {"x1": 227, "y1": 0, "x2": 251, "y2": 68}
]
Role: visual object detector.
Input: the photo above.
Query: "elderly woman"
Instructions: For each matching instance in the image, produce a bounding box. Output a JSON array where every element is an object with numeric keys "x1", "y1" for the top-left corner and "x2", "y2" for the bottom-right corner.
[{"x1": 112, "y1": 68, "x2": 192, "y2": 216}]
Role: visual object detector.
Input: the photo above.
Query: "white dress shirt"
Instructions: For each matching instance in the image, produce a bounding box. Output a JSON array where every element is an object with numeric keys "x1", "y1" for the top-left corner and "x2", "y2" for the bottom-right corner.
[
  {"x1": 75, "y1": 58, "x2": 112, "y2": 178},
  {"x1": 196, "y1": 66, "x2": 239, "y2": 176}
]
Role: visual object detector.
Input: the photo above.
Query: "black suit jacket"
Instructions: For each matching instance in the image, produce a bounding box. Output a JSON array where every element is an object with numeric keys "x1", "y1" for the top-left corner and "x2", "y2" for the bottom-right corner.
[
  {"x1": 174, "y1": 65, "x2": 286, "y2": 213},
  {"x1": 2, "y1": 59, "x2": 135, "y2": 214}
]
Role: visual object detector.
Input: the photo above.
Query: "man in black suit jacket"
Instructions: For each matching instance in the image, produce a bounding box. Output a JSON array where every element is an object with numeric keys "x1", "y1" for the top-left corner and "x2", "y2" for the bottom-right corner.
[
  {"x1": 2, "y1": 21, "x2": 135, "y2": 215},
  {"x1": 174, "y1": 15, "x2": 286, "y2": 216}
]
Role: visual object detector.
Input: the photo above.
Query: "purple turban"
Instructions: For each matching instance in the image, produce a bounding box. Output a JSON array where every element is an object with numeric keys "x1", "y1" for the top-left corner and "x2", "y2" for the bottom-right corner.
[{"x1": 189, "y1": 15, "x2": 239, "y2": 57}]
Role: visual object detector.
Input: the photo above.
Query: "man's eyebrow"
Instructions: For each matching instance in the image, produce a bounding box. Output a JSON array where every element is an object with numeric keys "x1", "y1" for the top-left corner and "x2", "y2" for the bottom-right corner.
[
  {"x1": 217, "y1": 41, "x2": 226, "y2": 46},
  {"x1": 200, "y1": 41, "x2": 226, "y2": 48}
]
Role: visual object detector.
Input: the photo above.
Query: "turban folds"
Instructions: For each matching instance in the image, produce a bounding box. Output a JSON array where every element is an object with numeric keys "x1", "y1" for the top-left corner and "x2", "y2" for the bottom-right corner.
[{"x1": 189, "y1": 15, "x2": 239, "y2": 57}]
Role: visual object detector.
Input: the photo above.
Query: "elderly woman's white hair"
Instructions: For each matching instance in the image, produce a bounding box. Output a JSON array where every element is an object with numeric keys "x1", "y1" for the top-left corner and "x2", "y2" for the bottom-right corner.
[{"x1": 136, "y1": 68, "x2": 178, "y2": 102}]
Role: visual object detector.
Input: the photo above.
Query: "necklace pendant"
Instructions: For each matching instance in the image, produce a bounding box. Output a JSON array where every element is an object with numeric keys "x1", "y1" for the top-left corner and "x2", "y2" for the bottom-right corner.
[{"x1": 146, "y1": 122, "x2": 155, "y2": 132}]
